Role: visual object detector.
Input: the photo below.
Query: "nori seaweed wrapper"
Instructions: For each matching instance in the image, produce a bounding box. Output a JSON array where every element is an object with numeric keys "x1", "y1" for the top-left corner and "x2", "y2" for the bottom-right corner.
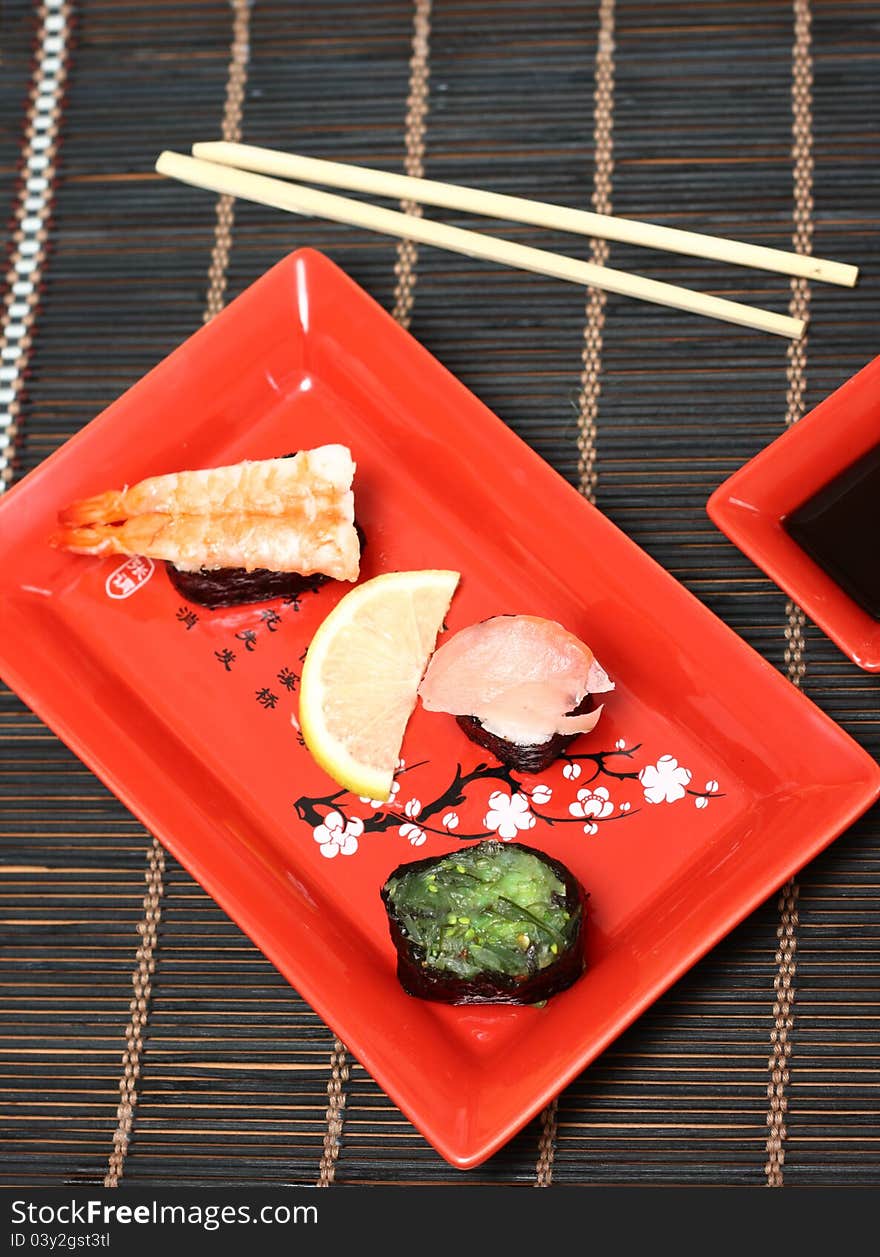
[
  {"x1": 456, "y1": 694, "x2": 594, "y2": 775},
  {"x1": 381, "y1": 840, "x2": 586, "y2": 1005},
  {"x1": 166, "y1": 563, "x2": 328, "y2": 609}
]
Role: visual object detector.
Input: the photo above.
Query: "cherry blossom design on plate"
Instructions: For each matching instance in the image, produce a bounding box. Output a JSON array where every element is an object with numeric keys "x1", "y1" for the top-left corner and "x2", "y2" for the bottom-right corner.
[
  {"x1": 569, "y1": 785, "x2": 614, "y2": 835},
  {"x1": 360, "y1": 780, "x2": 400, "y2": 809},
  {"x1": 294, "y1": 740, "x2": 726, "y2": 857},
  {"x1": 639, "y1": 755, "x2": 692, "y2": 804},
  {"x1": 313, "y1": 810, "x2": 363, "y2": 859},
  {"x1": 399, "y1": 822, "x2": 426, "y2": 847},
  {"x1": 483, "y1": 789, "x2": 536, "y2": 840},
  {"x1": 695, "y1": 780, "x2": 720, "y2": 810}
]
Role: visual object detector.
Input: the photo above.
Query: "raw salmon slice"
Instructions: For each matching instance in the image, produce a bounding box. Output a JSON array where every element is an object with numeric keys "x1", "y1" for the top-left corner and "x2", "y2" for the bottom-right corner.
[{"x1": 418, "y1": 615, "x2": 613, "y2": 746}]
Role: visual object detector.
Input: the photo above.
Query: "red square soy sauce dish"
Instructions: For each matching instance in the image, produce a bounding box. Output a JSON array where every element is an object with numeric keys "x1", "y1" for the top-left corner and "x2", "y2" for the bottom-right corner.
[
  {"x1": 1, "y1": 249, "x2": 878, "y2": 1168},
  {"x1": 708, "y1": 354, "x2": 880, "y2": 672}
]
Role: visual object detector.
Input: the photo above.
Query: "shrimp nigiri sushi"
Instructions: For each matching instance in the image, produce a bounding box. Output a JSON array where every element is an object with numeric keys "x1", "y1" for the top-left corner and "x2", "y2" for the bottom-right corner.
[
  {"x1": 51, "y1": 445, "x2": 361, "y2": 608},
  {"x1": 418, "y1": 615, "x2": 614, "y2": 773}
]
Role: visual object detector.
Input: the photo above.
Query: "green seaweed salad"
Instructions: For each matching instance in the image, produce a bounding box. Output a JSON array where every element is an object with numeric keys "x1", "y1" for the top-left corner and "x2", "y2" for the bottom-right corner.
[{"x1": 382, "y1": 840, "x2": 585, "y2": 1003}]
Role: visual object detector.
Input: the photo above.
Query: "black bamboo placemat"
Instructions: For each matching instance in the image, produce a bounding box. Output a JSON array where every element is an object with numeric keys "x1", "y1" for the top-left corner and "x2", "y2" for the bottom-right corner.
[{"x1": 1, "y1": 0, "x2": 878, "y2": 1186}]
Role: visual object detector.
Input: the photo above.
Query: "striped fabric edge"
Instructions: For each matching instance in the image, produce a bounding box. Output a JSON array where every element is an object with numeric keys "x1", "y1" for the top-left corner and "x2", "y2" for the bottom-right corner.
[{"x1": 0, "y1": 0, "x2": 73, "y2": 493}]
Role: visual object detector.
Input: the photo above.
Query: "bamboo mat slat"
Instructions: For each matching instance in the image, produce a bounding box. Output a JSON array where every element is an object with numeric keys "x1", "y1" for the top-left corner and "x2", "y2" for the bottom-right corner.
[{"x1": 1, "y1": 0, "x2": 878, "y2": 1186}]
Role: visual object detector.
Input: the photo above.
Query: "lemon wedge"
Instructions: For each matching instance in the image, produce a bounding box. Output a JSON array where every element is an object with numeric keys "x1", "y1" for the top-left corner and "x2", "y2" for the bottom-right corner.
[{"x1": 299, "y1": 570, "x2": 460, "y2": 801}]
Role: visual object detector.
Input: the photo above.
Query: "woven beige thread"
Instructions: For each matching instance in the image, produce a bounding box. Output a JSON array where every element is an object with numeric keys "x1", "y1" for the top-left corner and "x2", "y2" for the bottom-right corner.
[
  {"x1": 0, "y1": 2, "x2": 73, "y2": 491},
  {"x1": 103, "y1": 0, "x2": 251, "y2": 1187},
  {"x1": 766, "y1": 881, "x2": 800, "y2": 1187},
  {"x1": 316, "y1": 1038, "x2": 351, "y2": 1188},
  {"x1": 104, "y1": 840, "x2": 166, "y2": 1187},
  {"x1": 534, "y1": 1098, "x2": 560, "y2": 1187},
  {"x1": 766, "y1": 0, "x2": 813, "y2": 1190},
  {"x1": 317, "y1": 2, "x2": 433, "y2": 1186},
  {"x1": 576, "y1": 0, "x2": 616, "y2": 506},
  {"x1": 391, "y1": 0, "x2": 432, "y2": 329},
  {"x1": 203, "y1": 0, "x2": 251, "y2": 323},
  {"x1": 535, "y1": 0, "x2": 616, "y2": 1187}
]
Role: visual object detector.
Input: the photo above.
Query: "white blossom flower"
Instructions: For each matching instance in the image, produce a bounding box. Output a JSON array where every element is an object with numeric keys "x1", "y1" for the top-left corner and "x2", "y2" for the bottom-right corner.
[
  {"x1": 562, "y1": 762, "x2": 581, "y2": 781},
  {"x1": 404, "y1": 797, "x2": 422, "y2": 818},
  {"x1": 313, "y1": 811, "x2": 363, "y2": 858},
  {"x1": 694, "y1": 779, "x2": 719, "y2": 809},
  {"x1": 583, "y1": 821, "x2": 598, "y2": 836},
  {"x1": 483, "y1": 790, "x2": 536, "y2": 840},
  {"x1": 530, "y1": 784, "x2": 553, "y2": 805},
  {"x1": 569, "y1": 785, "x2": 614, "y2": 820},
  {"x1": 639, "y1": 755, "x2": 692, "y2": 805},
  {"x1": 615, "y1": 738, "x2": 626, "y2": 750},
  {"x1": 359, "y1": 780, "x2": 400, "y2": 809},
  {"x1": 620, "y1": 801, "x2": 631, "y2": 813},
  {"x1": 442, "y1": 811, "x2": 459, "y2": 831},
  {"x1": 399, "y1": 822, "x2": 426, "y2": 847}
]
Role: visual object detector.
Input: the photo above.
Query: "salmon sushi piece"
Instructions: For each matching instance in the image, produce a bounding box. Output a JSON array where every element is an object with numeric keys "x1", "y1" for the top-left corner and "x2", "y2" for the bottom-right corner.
[
  {"x1": 418, "y1": 615, "x2": 614, "y2": 773},
  {"x1": 51, "y1": 446, "x2": 360, "y2": 607}
]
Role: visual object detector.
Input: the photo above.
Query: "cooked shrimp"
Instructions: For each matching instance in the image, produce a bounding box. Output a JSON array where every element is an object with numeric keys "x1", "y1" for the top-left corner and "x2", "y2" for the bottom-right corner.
[
  {"x1": 51, "y1": 510, "x2": 359, "y2": 581},
  {"x1": 51, "y1": 445, "x2": 360, "y2": 581},
  {"x1": 58, "y1": 447, "x2": 353, "y2": 525}
]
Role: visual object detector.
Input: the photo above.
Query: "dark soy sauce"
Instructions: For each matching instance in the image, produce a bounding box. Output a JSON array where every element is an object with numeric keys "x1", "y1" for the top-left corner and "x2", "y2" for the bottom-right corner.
[{"x1": 784, "y1": 442, "x2": 880, "y2": 619}]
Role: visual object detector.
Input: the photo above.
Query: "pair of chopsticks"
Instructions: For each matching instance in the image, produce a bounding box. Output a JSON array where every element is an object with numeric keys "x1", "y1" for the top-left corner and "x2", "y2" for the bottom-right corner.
[{"x1": 156, "y1": 142, "x2": 858, "y2": 339}]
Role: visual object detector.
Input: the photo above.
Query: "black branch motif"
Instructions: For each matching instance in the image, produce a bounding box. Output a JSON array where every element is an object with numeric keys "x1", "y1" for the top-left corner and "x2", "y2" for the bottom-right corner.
[
  {"x1": 294, "y1": 759, "x2": 516, "y2": 838},
  {"x1": 560, "y1": 741, "x2": 643, "y2": 783},
  {"x1": 292, "y1": 740, "x2": 723, "y2": 845}
]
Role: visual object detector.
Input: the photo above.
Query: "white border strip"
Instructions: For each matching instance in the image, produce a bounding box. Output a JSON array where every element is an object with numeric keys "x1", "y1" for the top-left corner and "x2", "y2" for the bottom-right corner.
[{"x1": 0, "y1": 1, "x2": 73, "y2": 489}]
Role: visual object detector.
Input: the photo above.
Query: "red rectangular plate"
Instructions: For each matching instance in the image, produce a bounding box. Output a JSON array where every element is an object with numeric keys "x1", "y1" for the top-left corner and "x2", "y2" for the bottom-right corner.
[
  {"x1": 708, "y1": 354, "x2": 880, "y2": 671},
  {"x1": 1, "y1": 249, "x2": 878, "y2": 1168}
]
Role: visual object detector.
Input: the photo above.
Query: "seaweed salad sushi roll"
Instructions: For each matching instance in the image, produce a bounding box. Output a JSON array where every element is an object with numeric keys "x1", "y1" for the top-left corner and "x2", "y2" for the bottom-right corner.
[
  {"x1": 381, "y1": 840, "x2": 586, "y2": 1005},
  {"x1": 418, "y1": 615, "x2": 614, "y2": 773}
]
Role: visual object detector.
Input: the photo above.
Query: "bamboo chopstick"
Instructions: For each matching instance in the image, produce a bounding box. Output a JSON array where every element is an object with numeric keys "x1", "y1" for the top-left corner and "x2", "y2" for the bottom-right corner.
[
  {"x1": 156, "y1": 151, "x2": 805, "y2": 339},
  {"x1": 192, "y1": 140, "x2": 858, "y2": 290}
]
